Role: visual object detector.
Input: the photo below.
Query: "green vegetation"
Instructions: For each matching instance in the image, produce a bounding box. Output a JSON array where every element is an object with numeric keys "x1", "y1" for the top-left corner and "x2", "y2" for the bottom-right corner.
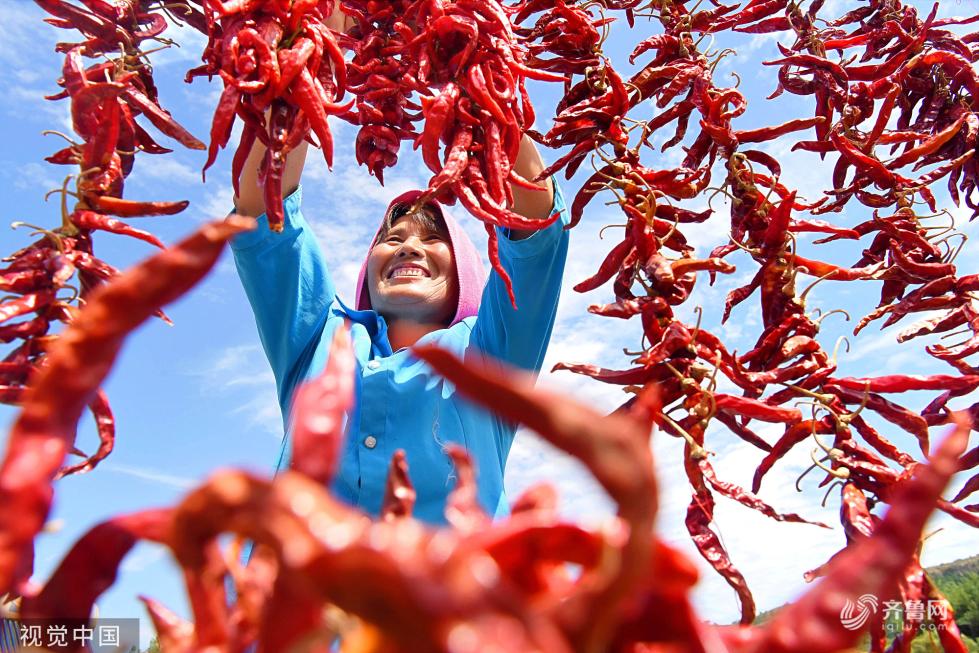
[{"x1": 909, "y1": 555, "x2": 979, "y2": 652}]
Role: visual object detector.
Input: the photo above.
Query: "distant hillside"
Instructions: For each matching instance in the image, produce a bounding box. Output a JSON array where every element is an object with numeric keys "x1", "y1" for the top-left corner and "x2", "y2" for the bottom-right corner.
[{"x1": 928, "y1": 554, "x2": 979, "y2": 580}]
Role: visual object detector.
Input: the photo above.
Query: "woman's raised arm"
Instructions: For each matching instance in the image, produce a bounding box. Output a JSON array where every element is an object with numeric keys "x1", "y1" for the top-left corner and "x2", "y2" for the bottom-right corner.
[{"x1": 507, "y1": 134, "x2": 556, "y2": 240}]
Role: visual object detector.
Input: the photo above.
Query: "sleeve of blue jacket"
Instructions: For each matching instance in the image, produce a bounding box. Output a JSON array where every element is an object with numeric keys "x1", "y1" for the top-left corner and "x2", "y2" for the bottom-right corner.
[
  {"x1": 229, "y1": 187, "x2": 334, "y2": 414},
  {"x1": 470, "y1": 181, "x2": 571, "y2": 374}
]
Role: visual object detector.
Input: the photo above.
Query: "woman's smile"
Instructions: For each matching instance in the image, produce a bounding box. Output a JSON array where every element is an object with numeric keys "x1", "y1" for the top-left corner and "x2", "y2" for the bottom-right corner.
[{"x1": 386, "y1": 262, "x2": 431, "y2": 280}]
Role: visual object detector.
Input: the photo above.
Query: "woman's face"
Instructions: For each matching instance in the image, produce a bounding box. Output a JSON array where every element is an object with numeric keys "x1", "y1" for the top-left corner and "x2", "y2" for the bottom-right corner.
[{"x1": 366, "y1": 213, "x2": 458, "y2": 325}]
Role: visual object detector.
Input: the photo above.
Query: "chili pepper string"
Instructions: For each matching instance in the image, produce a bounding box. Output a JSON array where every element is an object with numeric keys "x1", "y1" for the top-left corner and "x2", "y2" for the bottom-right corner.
[
  {"x1": 518, "y1": 0, "x2": 979, "y2": 627},
  {"x1": 187, "y1": 0, "x2": 351, "y2": 232},
  {"x1": 0, "y1": 216, "x2": 254, "y2": 600},
  {"x1": 188, "y1": 0, "x2": 577, "y2": 304},
  {"x1": 0, "y1": 1, "x2": 205, "y2": 489}
]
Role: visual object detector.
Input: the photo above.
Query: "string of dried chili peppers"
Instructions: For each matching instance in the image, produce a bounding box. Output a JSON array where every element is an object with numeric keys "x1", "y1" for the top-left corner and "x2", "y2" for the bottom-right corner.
[{"x1": 0, "y1": 0, "x2": 206, "y2": 484}]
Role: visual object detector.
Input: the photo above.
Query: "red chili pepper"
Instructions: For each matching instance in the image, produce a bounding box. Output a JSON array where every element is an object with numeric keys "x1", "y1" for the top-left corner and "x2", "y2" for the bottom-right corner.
[
  {"x1": 202, "y1": 83, "x2": 241, "y2": 180},
  {"x1": 831, "y1": 374, "x2": 979, "y2": 394},
  {"x1": 55, "y1": 390, "x2": 116, "y2": 478},
  {"x1": 687, "y1": 486, "x2": 757, "y2": 624},
  {"x1": 20, "y1": 508, "x2": 171, "y2": 625},
  {"x1": 828, "y1": 385, "x2": 931, "y2": 455},
  {"x1": 288, "y1": 67, "x2": 343, "y2": 169},
  {"x1": 792, "y1": 254, "x2": 882, "y2": 281},
  {"x1": 123, "y1": 87, "x2": 205, "y2": 150},
  {"x1": 714, "y1": 393, "x2": 802, "y2": 424},
  {"x1": 68, "y1": 210, "x2": 166, "y2": 248},
  {"x1": 427, "y1": 126, "x2": 472, "y2": 198},
  {"x1": 0, "y1": 291, "x2": 55, "y2": 324},
  {"x1": 444, "y1": 445, "x2": 489, "y2": 533},
  {"x1": 699, "y1": 459, "x2": 829, "y2": 527},
  {"x1": 288, "y1": 326, "x2": 354, "y2": 486},
  {"x1": 380, "y1": 450, "x2": 415, "y2": 521},
  {"x1": 753, "y1": 418, "x2": 834, "y2": 492},
  {"x1": 81, "y1": 195, "x2": 189, "y2": 219}
]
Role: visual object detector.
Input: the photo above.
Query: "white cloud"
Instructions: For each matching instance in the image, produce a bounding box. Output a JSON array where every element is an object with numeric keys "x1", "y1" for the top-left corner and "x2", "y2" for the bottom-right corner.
[
  {"x1": 120, "y1": 543, "x2": 169, "y2": 573},
  {"x1": 5, "y1": 161, "x2": 62, "y2": 195},
  {"x1": 101, "y1": 463, "x2": 197, "y2": 490},
  {"x1": 197, "y1": 185, "x2": 235, "y2": 222},
  {"x1": 183, "y1": 343, "x2": 283, "y2": 437}
]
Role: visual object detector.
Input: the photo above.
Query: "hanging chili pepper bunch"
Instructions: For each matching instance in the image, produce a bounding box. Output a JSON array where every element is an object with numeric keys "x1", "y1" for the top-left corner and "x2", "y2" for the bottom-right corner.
[
  {"x1": 538, "y1": 0, "x2": 821, "y2": 624},
  {"x1": 718, "y1": 0, "x2": 979, "y2": 535},
  {"x1": 187, "y1": 0, "x2": 350, "y2": 232},
  {"x1": 0, "y1": 0, "x2": 204, "y2": 483},
  {"x1": 337, "y1": 0, "x2": 573, "y2": 305},
  {"x1": 511, "y1": 0, "x2": 627, "y2": 180},
  {"x1": 335, "y1": 0, "x2": 420, "y2": 185},
  {"x1": 0, "y1": 221, "x2": 970, "y2": 650},
  {"x1": 759, "y1": 0, "x2": 979, "y2": 397},
  {"x1": 527, "y1": 0, "x2": 979, "y2": 633}
]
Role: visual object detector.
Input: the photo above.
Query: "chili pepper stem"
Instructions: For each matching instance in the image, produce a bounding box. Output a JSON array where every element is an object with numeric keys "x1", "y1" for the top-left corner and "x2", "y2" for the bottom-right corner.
[
  {"x1": 690, "y1": 305, "x2": 705, "y2": 342},
  {"x1": 812, "y1": 308, "x2": 851, "y2": 328},
  {"x1": 56, "y1": 286, "x2": 81, "y2": 303},
  {"x1": 821, "y1": 479, "x2": 845, "y2": 507},
  {"x1": 40, "y1": 130, "x2": 79, "y2": 147},
  {"x1": 940, "y1": 334, "x2": 976, "y2": 349},
  {"x1": 693, "y1": 25, "x2": 714, "y2": 50},
  {"x1": 9, "y1": 221, "x2": 68, "y2": 253},
  {"x1": 781, "y1": 383, "x2": 836, "y2": 407},
  {"x1": 939, "y1": 327, "x2": 971, "y2": 341},
  {"x1": 707, "y1": 49, "x2": 737, "y2": 74},
  {"x1": 798, "y1": 269, "x2": 837, "y2": 304},
  {"x1": 811, "y1": 432, "x2": 843, "y2": 459},
  {"x1": 940, "y1": 234, "x2": 967, "y2": 264},
  {"x1": 656, "y1": 197, "x2": 682, "y2": 246},
  {"x1": 727, "y1": 230, "x2": 759, "y2": 255},
  {"x1": 663, "y1": 362, "x2": 689, "y2": 385},
  {"x1": 830, "y1": 336, "x2": 850, "y2": 365},
  {"x1": 809, "y1": 448, "x2": 850, "y2": 479},
  {"x1": 135, "y1": 44, "x2": 174, "y2": 58},
  {"x1": 598, "y1": 223, "x2": 627, "y2": 239},
  {"x1": 705, "y1": 187, "x2": 737, "y2": 210},
  {"x1": 705, "y1": 351, "x2": 722, "y2": 393},
  {"x1": 796, "y1": 454, "x2": 830, "y2": 492},
  {"x1": 661, "y1": 413, "x2": 709, "y2": 459}
]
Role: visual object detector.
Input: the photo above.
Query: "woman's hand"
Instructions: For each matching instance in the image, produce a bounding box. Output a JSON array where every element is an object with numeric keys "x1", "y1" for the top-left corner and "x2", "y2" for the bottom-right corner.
[
  {"x1": 507, "y1": 134, "x2": 556, "y2": 240},
  {"x1": 233, "y1": 134, "x2": 310, "y2": 219}
]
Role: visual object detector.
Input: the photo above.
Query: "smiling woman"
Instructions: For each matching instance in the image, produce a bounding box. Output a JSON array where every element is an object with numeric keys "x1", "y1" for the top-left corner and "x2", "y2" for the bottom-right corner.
[
  {"x1": 227, "y1": 39, "x2": 571, "y2": 523},
  {"x1": 218, "y1": 0, "x2": 571, "y2": 527},
  {"x1": 229, "y1": 149, "x2": 570, "y2": 524}
]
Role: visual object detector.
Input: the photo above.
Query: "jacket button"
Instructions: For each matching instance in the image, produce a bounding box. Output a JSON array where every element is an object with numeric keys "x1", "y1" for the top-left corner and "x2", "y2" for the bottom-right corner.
[
  {"x1": 364, "y1": 435, "x2": 377, "y2": 449},
  {"x1": 367, "y1": 360, "x2": 380, "y2": 370}
]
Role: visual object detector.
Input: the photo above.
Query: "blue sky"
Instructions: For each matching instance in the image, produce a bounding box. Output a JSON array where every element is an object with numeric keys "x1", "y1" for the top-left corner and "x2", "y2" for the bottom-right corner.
[{"x1": 1, "y1": 0, "x2": 977, "y2": 644}]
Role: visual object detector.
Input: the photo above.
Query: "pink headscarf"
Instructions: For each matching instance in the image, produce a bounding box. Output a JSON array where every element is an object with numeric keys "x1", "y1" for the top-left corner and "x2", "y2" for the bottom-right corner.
[{"x1": 354, "y1": 190, "x2": 486, "y2": 326}]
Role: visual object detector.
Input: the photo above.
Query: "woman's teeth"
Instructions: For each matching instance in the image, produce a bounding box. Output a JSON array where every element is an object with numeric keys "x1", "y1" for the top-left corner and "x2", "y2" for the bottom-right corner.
[{"x1": 390, "y1": 267, "x2": 428, "y2": 278}]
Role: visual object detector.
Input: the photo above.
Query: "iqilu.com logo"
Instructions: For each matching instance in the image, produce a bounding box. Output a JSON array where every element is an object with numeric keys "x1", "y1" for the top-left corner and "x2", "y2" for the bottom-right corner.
[
  {"x1": 840, "y1": 594, "x2": 880, "y2": 631},
  {"x1": 839, "y1": 596, "x2": 952, "y2": 633}
]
